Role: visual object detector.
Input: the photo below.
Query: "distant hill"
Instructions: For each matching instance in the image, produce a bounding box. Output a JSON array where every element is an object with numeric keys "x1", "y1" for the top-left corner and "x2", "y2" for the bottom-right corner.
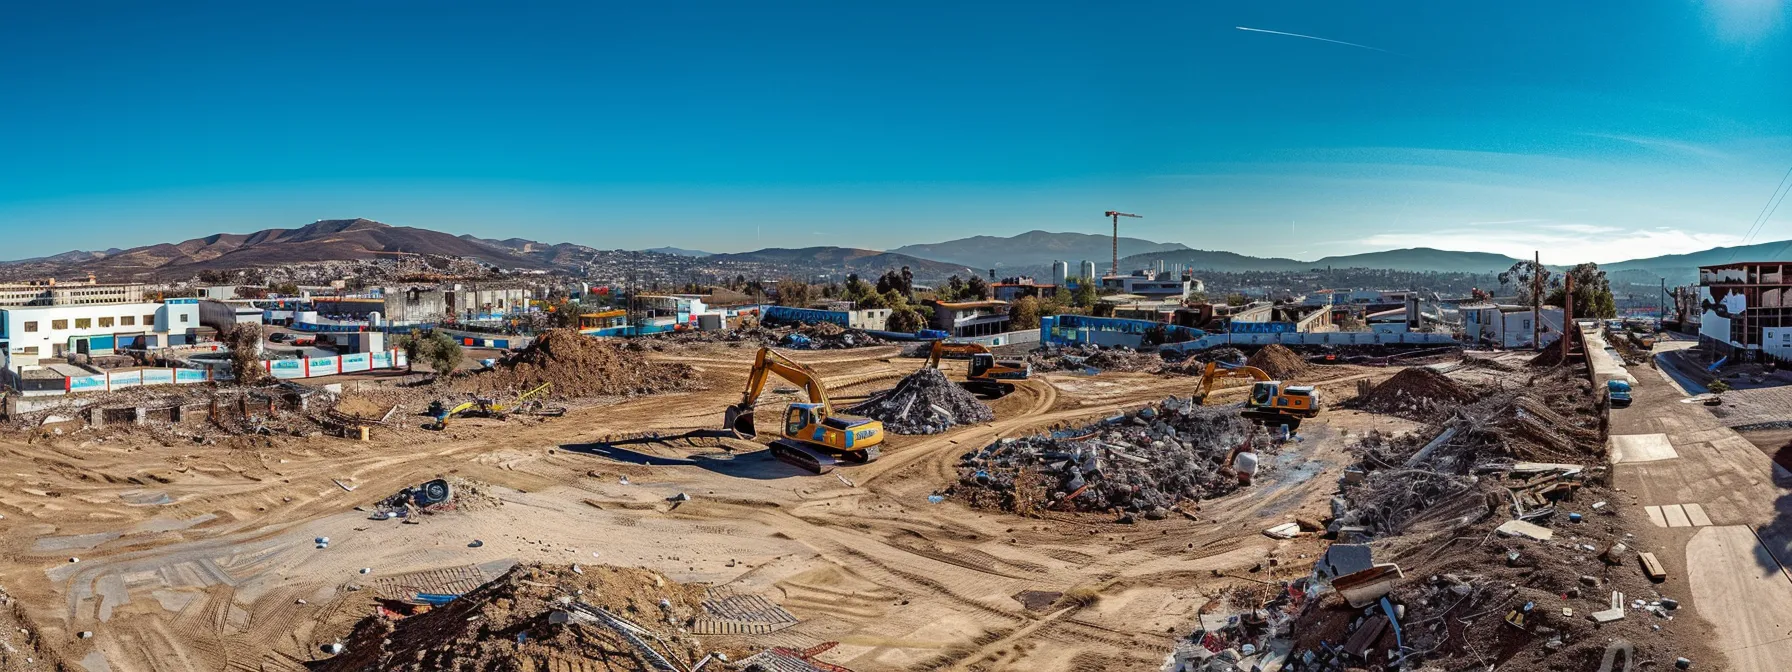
[
  {"x1": 891, "y1": 230, "x2": 1189, "y2": 269},
  {"x1": 1308, "y1": 248, "x2": 1527, "y2": 273},
  {"x1": 4, "y1": 248, "x2": 124, "y2": 264},
  {"x1": 642, "y1": 246, "x2": 712, "y2": 257},
  {"x1": 708, "y1": 247, "x2": 973, "y2": 279},
  {"x1": 1602, "y1": 239, "x2": 1792, "y2": 285},
  {"x1": 1119, "y1": 247, "x2": 1529, "y2": 274},
  {"x1": 5, "y1": 219, "x2": 554, "y2": 280}
]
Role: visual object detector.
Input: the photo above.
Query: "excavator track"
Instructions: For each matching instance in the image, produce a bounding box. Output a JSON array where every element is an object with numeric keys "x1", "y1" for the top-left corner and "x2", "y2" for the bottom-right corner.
[{"x1": 769, "y1": 439, "x2": 841, "y2": 474}]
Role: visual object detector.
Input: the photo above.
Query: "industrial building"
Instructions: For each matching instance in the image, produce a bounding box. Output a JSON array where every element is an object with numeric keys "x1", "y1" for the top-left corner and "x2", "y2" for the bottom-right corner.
[
  {"x1": 382, "y1": 284, "x2": 530, "y2": 324},
  {"x1": 1696, "y1": 261, "x2": 1792, "y2": 361},
  {"x1": 0, "y1": 278, "x2": 147, "y2": 307},
  {"x1": 1, "y1": 299, "x2": 202, "y2": 370},
  {"x1": 1099, "y1": 270, "x2": 1197, "y2": 301},
  {"x1": 991, "y1": 277, "x2": 1057, "y2": 302}
]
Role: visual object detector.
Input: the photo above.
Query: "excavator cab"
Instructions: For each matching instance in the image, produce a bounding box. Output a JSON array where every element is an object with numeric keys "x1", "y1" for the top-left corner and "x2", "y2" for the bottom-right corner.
[{"x1": 968, "y1": 353, "x2": 996, "y2": 378}]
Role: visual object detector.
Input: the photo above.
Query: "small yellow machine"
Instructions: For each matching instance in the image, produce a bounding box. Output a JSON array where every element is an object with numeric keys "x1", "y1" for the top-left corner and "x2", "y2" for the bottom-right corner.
[{"x1": 1189, "y1": 361, "x2": 1322, "y2": 428}]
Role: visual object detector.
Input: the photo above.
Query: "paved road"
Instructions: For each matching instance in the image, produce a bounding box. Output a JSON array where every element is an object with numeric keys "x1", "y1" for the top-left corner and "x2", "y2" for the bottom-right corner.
[{"x1": 1593, "y1": 328, "x2": 1792, "y2": 671}]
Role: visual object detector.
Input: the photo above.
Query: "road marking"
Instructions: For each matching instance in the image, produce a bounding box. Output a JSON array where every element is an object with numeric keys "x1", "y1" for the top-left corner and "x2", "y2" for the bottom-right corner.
[
  {"x1": 1684, "y1": 502, "x2": 1713, "y2": 527},
  {"x1": 1609, "y1": 434, "x2": 1678, "y2": 463},
  {"x1": 1645, "y1": 506, "x2": 1667, "y2": 527},
  {"x1": 1662, "y1": 504, "x2": 1693, "y2": 528}
]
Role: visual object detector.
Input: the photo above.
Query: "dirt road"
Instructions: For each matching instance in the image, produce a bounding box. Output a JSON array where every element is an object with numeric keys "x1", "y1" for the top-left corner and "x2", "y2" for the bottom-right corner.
[{"x1": 0, "y1": 344, "x2": 1404, "y2": 671}]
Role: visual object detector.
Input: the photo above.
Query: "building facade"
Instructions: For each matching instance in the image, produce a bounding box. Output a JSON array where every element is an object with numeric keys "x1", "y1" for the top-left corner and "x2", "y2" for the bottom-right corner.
[
  {"x1": 1100, "y1": 270, "x2": 1193, "y2": 301},
  {"x1": 0, "y1": 280, "x2": 147, "y2": 307},
  {"x1": 1, "y1": 299, "x2": 203, "y2": 369},
  {"x1": 1460, "y1": 303, "x2": 1565, "y2": 349},
  {"x1": 928, "y1": 299, "x2": 1011, "y2": 337},
  {"x1": 1697, "y1": 262, "x2": 1792, "y2": 361}
]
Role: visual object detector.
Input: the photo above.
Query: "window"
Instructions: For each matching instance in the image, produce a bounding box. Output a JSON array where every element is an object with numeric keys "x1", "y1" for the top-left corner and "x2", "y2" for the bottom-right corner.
[
  {"x1": 75, "y1": 318, "x2": 91, "y2": 329},
  {"x1": 98, "y1": 317, "x2": 113, "y2": 328},
  {"x1": 15, "y1": 346, "x2": 37, "y2": 356},
  {"x1": 22, "y1": 321, "x2": 36, "y2": 333},
  {"x1": 121, "y1": 316, "x2": 135, "y2": 326},
  {"x1": 179, "y1": 313, "x2": 189, "y2": 323},
  {"x1": 144, "y1": 314, "x2": 155, "y2": 326},
  {"x1": 51, "y1": 319, "x2": 67, "y2": 330}
]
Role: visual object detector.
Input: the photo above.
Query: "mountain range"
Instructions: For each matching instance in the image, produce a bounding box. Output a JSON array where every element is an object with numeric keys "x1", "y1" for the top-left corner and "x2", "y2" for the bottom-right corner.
[{"x1": 6, "y1": 220, "x2": 1789, "y2": 286}]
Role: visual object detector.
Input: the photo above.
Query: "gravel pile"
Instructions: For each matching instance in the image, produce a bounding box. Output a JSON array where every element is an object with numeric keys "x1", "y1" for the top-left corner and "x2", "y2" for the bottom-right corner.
[
  {"x1": 1246, "y1": 343, "x2": 1310, "y2": 379},
  {"x1": 848, "y1": 367, "x2": 993, "y2": 434}
]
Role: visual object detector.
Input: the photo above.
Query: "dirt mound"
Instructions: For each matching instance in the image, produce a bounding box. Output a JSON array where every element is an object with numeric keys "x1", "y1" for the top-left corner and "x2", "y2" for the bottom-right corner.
[
  {"x1": 849, "y1": 367, "x2": 994, "y2": 434},
  {"x1": 316, "y1": 563, "x2": 712, "y2": 672},
  {"x1": 460, "y1": 329, "x2": 702, "y2": 399},
  {"x1": 952, "y1": 399, "x2": 1268, "y2": 514},
  {"x1": 1355, "y1": 368, "x2": 1476, "y2": 421},
  {"x1": 1245, "y1": 344, "x2": 1309, "y2": 379}
]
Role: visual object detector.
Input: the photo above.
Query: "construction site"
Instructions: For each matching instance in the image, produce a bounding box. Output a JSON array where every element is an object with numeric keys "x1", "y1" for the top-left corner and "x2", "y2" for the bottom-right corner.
[{"x1": 0, "y1": 308, "x2": 1769, "y2": 672}]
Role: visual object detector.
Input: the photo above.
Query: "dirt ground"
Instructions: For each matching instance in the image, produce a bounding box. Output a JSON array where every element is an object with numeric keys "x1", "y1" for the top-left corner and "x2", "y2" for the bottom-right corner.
[{"x1": 0, "y1": 341, "x2": 1418, "y2": 672}]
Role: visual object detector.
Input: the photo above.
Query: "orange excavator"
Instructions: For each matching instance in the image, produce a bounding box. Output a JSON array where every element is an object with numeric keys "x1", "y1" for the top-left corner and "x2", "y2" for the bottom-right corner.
[
  {"x1": 1190, "y1": 361, "x2": 1322, "y2": 428},
  {"x1": 725, "y1": 347, "x2": 884, "y2": 474},
  {"x1": 923, "y1": 341, "x2": 1031, "y2": 398}
]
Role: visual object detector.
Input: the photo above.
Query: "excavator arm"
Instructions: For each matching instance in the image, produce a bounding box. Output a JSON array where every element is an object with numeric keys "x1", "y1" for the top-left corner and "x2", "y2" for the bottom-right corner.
[
  {"x1": 1192, "y1": 362, "x2": 1271, "y2": 403},
  {"x1": 924, "y1": 341, "x2": 993, "y2": 368},
  {"x1": 728, "y1": 347, "x2": 831, "y2": 438}
]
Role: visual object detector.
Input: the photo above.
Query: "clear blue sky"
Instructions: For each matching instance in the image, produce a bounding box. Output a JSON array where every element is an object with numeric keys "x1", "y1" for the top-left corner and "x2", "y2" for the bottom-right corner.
[{"x1": 2, "y1": 1, "x2": 1789, "y2": 264}]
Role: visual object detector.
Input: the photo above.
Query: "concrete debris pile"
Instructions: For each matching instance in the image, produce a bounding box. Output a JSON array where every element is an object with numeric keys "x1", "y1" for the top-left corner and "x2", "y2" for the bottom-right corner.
[
  {"x1": 1282, "y1": 359, "x2": 1703, "y2": 669},
  {"x1": 1158, "y1": 347, "x2": 1248, "y2": 375},
  {"x1": 1027, "y1": 344, "x2": 1163, "y2": 373},
  {"x1": 1162, "y1": 583, "x2": 1312, "y2": 672},
  {"x1": 462, "y1": 329, "x2": 703, "y2": 399},
  {"x1": 950, "y1": 399, "x2": 1268, "y2": 515},
  {"x1": 1245, "y1": 344, "x2": 1309, "y2": 380},
  {"x1": 314, "y1": 563, "x2": 717, "y2": 672},
  {"x1": 1353, "y1": 368, "x2": 1477, "y2": 422},
  {"x1": 647, "y1": 323, "x2": 887, "y2": 350},
  {"x1": 848, "y1": 367, "x2": 993, "y2": 434}
]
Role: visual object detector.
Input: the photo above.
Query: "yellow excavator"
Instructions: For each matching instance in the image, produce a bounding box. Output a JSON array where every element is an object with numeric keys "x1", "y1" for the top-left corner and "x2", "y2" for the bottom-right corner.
[
  {"x1": 923, "y1": 341, "x2": 1031, "y2": 397},
  {"x1": 725, "y1": 347, "x2": 884, "y2": 474},
  {"x1": 1190, "y1": 361, "x2": 1322, "y2": 428},
  {"x1": 427, "y1": 382, "x2": 562, "y2": 430}
]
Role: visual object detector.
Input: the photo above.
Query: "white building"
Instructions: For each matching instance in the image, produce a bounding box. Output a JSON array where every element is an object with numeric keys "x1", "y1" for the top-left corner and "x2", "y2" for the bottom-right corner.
[
  {"x1": 1, "y1": 299, "x2": 202, "y2": 370},
  {"x1": 1461, "y1": 303, "x2": 1565, "y2": 348},
  {"x1": 0, "y1": 280, "x2": 147, "y2": 307},
  {"x1": 1100, "y1": 270, "x2": 1193, "y2": 301}
]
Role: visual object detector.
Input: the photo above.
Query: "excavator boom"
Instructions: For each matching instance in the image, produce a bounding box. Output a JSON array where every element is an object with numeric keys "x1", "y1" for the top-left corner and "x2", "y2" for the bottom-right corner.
[{"x1": 727, "y1": 348, "x2": 834, "y2": 439}]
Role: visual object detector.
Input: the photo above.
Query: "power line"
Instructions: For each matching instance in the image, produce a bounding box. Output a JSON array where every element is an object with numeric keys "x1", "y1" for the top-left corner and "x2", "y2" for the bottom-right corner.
[{"x1": 1739, "y1": 166, "x2": 1792, "y2": 247}]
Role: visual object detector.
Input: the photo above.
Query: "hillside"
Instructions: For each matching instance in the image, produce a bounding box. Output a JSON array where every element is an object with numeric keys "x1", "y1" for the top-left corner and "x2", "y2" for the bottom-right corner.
[
  {"x1": 707, "y1": 247, "x2": 973, "y2": 279},
  {"x1": 892, "y1": 230, "x2": 1189, "y2": 269},
  {"x1": 642, "y1": 246, "x2": 712, "y2": 257},
  {"x1": 3, "y1": 219, "x2": 553, "y2": 280},
  {"x1": 1308, "y1": 248, "x2": 1526, "y2": 273}
]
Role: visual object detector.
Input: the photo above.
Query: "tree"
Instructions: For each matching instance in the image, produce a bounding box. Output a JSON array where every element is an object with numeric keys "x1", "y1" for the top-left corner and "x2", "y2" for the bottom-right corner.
[
  {"x1": 965, "y1": 276, "x2": 991, "y2": 301},
  {"x1": 1498, "y1": 260, "x2": 1553, "y2": 308},
  {"x1": 1009, "y1": 296, "x2": 1042, "y2": 330},
  {"x1": 774, "y1": 280, "x2": 815, "y2": 307},
  {"x1": 220, "y1": 323, "x2": 268, "y2": 384},
  {"x1": 1545, "y1": 262, "x2": 1617, "y2": 319},
  {"x1": 1070, "y1": 278, "x2": 1098, "y2": 308},
  {"x1": 422, "y1": 332, "x2": 464, "y2": 374},
  {"x1": 855, "y1": 291, "x2": 889, "y2": 310},
  {"x1": 887, "y1": 307, "x2": 924, "y2": 333},
  {"x1": 1225, "y1": 293, "x2": 1249, "y2": 307},
  {"x1": 395, "y1": 329, "x2": 427, "y2": 373}
]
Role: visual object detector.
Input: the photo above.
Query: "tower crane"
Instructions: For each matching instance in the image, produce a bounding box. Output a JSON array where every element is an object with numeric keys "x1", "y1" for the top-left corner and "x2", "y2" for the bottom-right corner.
[{"x1": 1103, "y1": 210, "x2": 1142, "y2": 277}]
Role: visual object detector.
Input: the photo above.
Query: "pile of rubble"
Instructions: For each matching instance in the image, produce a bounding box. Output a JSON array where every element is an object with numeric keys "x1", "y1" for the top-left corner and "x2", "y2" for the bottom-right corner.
[
  {"x1": 848, "y1": 367, "x2": 993, "y2": 434},
  {"x1": 460, "y1": 329, "x2": 703, "y2": 399},
  {"x1": 1353, "y1": 367, "x2": 1478, "y2": 422},
  {"x1": 314, "y1": 563, "x2": 718, "y2": 672},
  {"x1": 1254, "y1": 361, "x2": 1708, "y2": 669},
  {"x1": 1027, "y1": 344, "x2": 1165, "y2": 373},
  {"x1": 643, "y1": 323, "x2": 888, "y2": 350},
  {"x1": 950, "y1": 399, "x2": 1268, "y2": 515},
  {"x1": 1159, "y1": 347, "x2": 1249, "y2": 375},
  {"x1": 1245, "y1": 344, "x2": 1309, "y2": 379}
]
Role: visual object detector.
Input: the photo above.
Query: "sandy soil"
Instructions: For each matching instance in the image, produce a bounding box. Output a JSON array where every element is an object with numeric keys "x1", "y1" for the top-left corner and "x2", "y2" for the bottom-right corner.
[{"x1": 0, "y1": 343, "x2": 1415, "y2": 672}]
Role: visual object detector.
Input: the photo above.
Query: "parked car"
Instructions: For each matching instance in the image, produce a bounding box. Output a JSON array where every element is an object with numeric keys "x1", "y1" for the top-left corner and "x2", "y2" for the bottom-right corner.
[
  {"x1": 268, "y1": 332, "x2": 292, "y2": 343},
  {"x1": 291, "y1": 337, "x2": 315, "y2": 347},
  {"x1": 1606, "y1": 380, "x2": 1632, "y2": 407}
]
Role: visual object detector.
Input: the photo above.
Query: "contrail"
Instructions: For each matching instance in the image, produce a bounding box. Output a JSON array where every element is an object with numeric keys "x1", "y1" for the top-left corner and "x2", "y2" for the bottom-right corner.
[{"x1": 1235, "y1": 26, "x2": 1390, "y2": 53}]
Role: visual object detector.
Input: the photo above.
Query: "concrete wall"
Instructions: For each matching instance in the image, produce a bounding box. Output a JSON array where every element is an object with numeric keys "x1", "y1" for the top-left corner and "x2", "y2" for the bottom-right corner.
[{"x1": 1161, "y1": 330, "x2": 1458, "y2": 352}]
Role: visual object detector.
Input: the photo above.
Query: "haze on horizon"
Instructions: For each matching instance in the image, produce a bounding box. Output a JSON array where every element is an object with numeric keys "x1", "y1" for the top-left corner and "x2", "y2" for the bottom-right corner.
[{"x1": 1, "y1": 1, "x2": 1788, "y2": 266}]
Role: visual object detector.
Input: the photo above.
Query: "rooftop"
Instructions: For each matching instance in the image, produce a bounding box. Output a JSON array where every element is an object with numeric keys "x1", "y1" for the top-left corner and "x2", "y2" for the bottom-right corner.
[{"x1": 932, "y1": 299, "x2": 1009, "y2": 310}]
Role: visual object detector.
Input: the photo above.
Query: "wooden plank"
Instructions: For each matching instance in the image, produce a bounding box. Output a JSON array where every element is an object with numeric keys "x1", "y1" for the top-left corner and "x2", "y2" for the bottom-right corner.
[
  {"x1": 1663, "y1": 504, "x2": 1693, "y2": 528},
  {"x1": 1343, "y1": 615, "x2": 1389, "y2": 657},
  {"x1": 1683, "y1": 502, "x2": 1713, "y2": 527},
  {"x1": 1638, "y1": 552, "x2": 1667, "y2": 581},
  {"x1": 1644, "y1": 505, "x2": 1668, "y2": 528}
]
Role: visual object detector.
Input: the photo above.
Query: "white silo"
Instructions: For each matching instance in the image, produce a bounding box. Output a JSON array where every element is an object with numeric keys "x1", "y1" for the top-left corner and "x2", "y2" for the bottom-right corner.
[{"x1": 1051, "y1": 260, "x2": 1069, "y2": 289}]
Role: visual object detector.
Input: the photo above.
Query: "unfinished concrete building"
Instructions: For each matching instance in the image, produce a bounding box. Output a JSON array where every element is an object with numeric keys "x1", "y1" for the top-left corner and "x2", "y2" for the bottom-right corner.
[{"x1": 1698, "y1": 261, "x2": 1792, "y2": 362}]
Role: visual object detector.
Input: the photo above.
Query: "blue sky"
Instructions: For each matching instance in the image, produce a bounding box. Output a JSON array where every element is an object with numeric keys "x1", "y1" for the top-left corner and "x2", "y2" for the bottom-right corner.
[{"x1": 2, "y1": 1, "x2": 1789, "y2": 264}]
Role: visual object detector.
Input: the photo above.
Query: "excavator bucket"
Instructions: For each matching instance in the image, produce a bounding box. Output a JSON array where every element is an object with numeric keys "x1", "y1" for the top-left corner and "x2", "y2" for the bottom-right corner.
[{"x1": 725, "y1": 403, "x2": 758, "y2": 439}]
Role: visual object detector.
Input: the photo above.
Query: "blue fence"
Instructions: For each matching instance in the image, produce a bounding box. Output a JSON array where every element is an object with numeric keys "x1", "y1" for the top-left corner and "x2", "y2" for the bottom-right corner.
[
  {"x1": 762, "y1": 306, "x2": 851, "y2": 327},
  {"x1": 1041, "y1": 315, "x2": 1206, "y2": 346}
]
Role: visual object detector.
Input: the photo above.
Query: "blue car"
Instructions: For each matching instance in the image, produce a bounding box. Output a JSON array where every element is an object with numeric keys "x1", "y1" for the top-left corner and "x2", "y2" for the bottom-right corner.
[{"x1": 1607, "y1": 380, "x2": 1632, "y2": 407}]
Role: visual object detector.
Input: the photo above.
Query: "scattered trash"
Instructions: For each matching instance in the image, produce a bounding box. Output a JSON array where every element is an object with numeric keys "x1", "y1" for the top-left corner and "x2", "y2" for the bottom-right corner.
[
  {"x1": 359, "y1": 568, "x2": 372, "y2": 575},
  {"x1": 668, "y1": 492, "x2": 690, "y2": 503},
  {"x1": 927, "y1": 495, "x2": 945, "y2": 504},
  {"x1": 1495, "y1": 519, "x2": 1555, "y2": 542},
  {"x1": 468, "y1": 540, "x2": 484, "y2": 548},
  {"x1": 1263, "y1": 522, "x2": 1301, "y2": 539}
]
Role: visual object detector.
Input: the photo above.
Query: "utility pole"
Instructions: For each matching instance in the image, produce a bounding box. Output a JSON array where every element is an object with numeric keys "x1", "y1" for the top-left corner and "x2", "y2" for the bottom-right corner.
[
  {"x1": 1104, "y1": 210, "x2": 1142, "y2": 278},
  {"x1": 1562, "y1": 271, "x2": 1574, "y2": 361},
  {"x1": 1532, "y1": 251, "x2": 1542, "y2": 351}
]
